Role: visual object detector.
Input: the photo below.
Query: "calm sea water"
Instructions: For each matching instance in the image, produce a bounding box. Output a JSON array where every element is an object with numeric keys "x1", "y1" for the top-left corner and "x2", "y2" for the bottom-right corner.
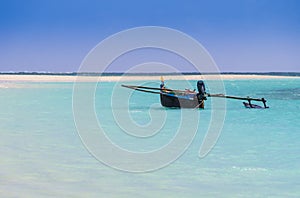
[{"x1": 0, "y1": 78, "x2": 299, "y2": 197}]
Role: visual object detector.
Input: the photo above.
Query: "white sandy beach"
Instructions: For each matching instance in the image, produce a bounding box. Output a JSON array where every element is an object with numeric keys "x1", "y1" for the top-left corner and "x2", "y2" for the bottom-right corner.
[{"x1": 0, "y1": 74, "x2": 298, "y2": 83}]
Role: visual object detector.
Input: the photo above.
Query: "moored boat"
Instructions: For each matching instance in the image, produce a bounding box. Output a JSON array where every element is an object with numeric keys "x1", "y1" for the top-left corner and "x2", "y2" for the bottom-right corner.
[
  {"x1": 122, "y1": 77, "x2": 269, "y2": 109},
  {"x1": 159, "y1": 79, "x2": 206, "y2": 108}
]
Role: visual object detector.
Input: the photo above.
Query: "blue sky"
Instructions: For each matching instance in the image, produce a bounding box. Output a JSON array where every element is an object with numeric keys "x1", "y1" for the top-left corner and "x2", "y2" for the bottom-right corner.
[{"x1": 0, "y1": 0, "x2": 300, "y2": 72}]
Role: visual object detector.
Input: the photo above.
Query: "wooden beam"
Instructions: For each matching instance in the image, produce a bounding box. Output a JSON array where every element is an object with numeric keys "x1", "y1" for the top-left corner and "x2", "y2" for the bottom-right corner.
[{"x1": 207, "y1": 93, "x2": 265, "y2": 102}]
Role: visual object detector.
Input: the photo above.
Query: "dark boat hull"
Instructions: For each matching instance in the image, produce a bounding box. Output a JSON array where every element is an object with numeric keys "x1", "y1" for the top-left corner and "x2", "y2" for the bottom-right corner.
[{"x1": 160, "y1": 93, "x2": 203, "y2": 108}]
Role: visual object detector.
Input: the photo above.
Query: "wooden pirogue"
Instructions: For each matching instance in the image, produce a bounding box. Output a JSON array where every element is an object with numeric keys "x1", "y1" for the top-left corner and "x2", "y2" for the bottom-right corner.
[{"x1": 122, "y1": 77, "x2": 269, "y2": 109}]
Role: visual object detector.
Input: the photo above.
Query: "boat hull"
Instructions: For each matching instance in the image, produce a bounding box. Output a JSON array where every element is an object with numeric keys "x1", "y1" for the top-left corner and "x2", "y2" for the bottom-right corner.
[{"x1": 160, "y1": 93, "x2": 204, "y2": 108}]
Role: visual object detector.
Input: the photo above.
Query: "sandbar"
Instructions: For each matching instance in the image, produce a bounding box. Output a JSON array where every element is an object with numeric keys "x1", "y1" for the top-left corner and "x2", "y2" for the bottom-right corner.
[{"x1": 0, "y1": 74, "x2": 298, "y2": 83}]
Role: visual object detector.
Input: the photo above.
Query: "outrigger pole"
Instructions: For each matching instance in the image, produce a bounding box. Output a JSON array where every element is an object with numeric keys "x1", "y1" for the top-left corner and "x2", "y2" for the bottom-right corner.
[
  {"x1": 121, "y1": 84, "x2": 186, "y2": 93},
  {"x1": 121, "y1": 85, "x2": 161, "y2": 94},
  {"x1": 207, "y1": 94, "x2": 269, "y2": 108}
]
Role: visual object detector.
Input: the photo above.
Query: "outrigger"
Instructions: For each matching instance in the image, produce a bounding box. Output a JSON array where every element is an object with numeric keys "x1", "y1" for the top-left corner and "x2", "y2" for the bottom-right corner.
[{"x1": 122, "y1": 77, "x2": 269, "y2": 109}]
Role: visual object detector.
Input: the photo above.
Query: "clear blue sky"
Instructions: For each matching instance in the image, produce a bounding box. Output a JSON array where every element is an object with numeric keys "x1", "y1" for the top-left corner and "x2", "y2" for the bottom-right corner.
[{"x1": 1, "y1": 0, "x2": 299, "y2": 72}]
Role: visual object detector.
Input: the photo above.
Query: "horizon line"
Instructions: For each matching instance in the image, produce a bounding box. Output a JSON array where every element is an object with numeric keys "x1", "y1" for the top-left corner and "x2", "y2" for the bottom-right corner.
[{"x1": 0, "y1": 71, "x2": 300, "y2": 77}]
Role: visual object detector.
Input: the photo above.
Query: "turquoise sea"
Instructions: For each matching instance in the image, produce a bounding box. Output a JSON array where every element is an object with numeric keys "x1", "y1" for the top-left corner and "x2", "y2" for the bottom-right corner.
[{"x1": 0, "y1": 77, "x2": 299, "y2": 197}]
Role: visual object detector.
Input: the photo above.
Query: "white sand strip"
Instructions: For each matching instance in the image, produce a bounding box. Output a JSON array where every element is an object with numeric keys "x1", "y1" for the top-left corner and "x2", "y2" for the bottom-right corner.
[{"x1": 0, "y1": 74, "x2": 298, "y2": 83}]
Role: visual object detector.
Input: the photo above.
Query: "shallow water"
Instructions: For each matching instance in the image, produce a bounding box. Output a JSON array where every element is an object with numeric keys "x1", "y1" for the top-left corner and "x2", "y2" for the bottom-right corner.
[{"x1": 0, "y1": 78, "x2": 299, "y2": 197}]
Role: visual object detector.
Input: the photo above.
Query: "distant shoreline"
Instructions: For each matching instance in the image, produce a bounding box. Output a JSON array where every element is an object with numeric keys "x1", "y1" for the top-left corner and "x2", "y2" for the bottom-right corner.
[
  {"x1": 0, "y1": 73, "x2": 299, "y2": 83},
  {"x1": 0, "y1": 72, "x2": 300, "y2": 77}
]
